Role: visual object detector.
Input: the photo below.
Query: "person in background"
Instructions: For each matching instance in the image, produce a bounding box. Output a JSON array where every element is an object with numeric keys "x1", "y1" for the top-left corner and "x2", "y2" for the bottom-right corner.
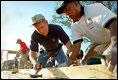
[{"x1": 16, "y1": 39, "x2": 31, "y2": 69}]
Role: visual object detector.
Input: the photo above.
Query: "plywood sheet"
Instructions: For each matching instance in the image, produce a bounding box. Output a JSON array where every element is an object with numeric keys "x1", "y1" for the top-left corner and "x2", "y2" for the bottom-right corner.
[{"x1": 1, "y1": 64, "x2": 116, "y2": 79}]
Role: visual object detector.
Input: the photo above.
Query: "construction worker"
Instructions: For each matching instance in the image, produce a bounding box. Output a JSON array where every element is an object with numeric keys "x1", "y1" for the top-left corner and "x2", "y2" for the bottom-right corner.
[
  {"x1": 56, "y1": 1, "x2": 117, "y2": 73},
  {"x1": 29, "y1": 14, "x2": 72, "y2": 70},
  {"x1": 16, "y1": 39, "x2": 31, "y2": 69}
]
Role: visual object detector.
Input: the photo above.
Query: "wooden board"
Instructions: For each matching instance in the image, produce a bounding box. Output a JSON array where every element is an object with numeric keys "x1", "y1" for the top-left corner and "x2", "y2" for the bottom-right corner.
[
  {"x1": 1, "y1": 64, "x2": 116, "y2": 79},
  {"x1": 2, "y1": 50, "x2": 18, "y2": 54}
]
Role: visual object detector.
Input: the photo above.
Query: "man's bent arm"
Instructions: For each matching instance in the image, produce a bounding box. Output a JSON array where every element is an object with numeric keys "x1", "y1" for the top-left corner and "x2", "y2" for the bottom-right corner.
[
  {"x1": 69, "y1": 41, "x2": 82, "y2": 61},
  {"x1": 29, "y1": 51, "x2": 38, "y2": 66},
  {"x1": 108, "y1": 20, "x2": 117, "y2": 42},
  {"x1": 81, "y1": 44, "x2": 98, "y2": 63},
  {"x1": 65, "y1": 41, "x2": 73, "y2": 54}
]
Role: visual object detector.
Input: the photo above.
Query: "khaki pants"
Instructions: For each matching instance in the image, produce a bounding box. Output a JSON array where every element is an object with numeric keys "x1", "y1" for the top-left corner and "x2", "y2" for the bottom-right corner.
[{"x1": 19, "y1": 50, "x2": 32, "y2": 69}]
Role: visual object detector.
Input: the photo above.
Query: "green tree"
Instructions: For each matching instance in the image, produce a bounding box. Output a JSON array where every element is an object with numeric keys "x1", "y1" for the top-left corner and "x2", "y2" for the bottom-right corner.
[{"x1": 51, "y1": 2, "x2": 73, "y2": 27}]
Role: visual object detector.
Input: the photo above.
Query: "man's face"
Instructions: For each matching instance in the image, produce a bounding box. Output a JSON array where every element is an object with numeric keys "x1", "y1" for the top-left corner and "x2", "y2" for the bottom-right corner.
[
  {"x1": 17, "y1": 41, "x2": 20, "y2": 44},
  {"x1": 33, "y1": 20, "x2": 49, "y2": 36},
  {"x1": 17, "y1": 40, "x2": 21, "y2": 44},
  {"x1": 63, "y1": 2, "x2": 81, "y2": 21}
]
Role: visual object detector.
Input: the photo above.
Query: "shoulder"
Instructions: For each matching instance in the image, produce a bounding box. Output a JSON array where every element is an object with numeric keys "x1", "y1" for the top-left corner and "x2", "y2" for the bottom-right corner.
[
  {"x1": 84, "y1": 3, "x2": 104, "y2": 13},
  {"x1": 49, "y1": 24, "x2": 63, "y2": 31},
  {"x1": 49, "y1": 24, "x2": 62, "y2": 29},
  {"x1": 31, "y1": 30, "x2": 39, "y2": 40},
  {"x1": 85, "y1": 3, "x2": 103, "y2": 8},
  {"x1": 32, "y1": 30, "x2": 38, "y2": 36},
  {"x1": 84, "y1": 3, "x2": 108, "y2": 18},
  {"x1": 20, "y1": 42, "x2": 25, "y2": 45}
]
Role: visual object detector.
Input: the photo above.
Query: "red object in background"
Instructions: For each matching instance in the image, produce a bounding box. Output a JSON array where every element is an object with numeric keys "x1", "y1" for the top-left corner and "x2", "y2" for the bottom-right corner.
[{"x1": 19, "y1": 41, "x2": 29, "y2": 53}]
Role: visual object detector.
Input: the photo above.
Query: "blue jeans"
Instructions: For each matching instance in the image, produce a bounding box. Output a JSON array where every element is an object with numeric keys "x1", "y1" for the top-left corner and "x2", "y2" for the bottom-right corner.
[{"x1": 38, "y1": 48, "x2": 67, "y2": 67}]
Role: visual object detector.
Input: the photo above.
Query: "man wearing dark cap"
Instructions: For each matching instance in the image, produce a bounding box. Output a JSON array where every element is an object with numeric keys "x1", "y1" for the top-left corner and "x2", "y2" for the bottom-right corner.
[
  {"x1": 29, "y1": 14, "x2": 72, "y2": 70},
  {"x1": 56, "y1": 1, "x2": 117, "y2": 73}
]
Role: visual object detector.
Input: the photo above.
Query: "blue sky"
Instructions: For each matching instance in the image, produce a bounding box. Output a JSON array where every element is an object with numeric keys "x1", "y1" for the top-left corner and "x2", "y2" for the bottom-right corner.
[
  {"x1": 1, "y1": 1, "x2": 58, "y2": 50},
  {"x1": 1, "y1": 1, "x2": 90, "y2": 60}
]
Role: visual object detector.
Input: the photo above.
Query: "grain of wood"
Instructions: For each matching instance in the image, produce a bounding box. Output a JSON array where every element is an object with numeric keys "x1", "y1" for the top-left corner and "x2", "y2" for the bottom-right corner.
[{"x1": 1, "y1": 64, "x2": 116, "y2": 79}]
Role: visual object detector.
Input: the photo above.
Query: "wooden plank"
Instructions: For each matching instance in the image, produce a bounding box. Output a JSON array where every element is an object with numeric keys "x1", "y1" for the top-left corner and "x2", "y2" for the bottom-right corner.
[
  {"x1": 1, "y1": 64, "x2": 116, "y2": 79},
  {"x1": 7, "y1": 50, "x2": 18, "y2": 54},
  {"x1": 2, "y1": 50, "x2": 18, "y2": 54}
]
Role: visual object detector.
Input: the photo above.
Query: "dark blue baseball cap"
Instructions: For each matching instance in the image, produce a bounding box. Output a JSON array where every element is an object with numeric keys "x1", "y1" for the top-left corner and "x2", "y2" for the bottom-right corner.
[{"x1": 56, "y1": 1, "x2": 80, "y2": 14}]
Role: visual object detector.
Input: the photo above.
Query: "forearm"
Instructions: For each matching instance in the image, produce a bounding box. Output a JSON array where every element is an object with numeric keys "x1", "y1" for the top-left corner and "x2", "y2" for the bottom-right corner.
[
  {"x1": 29, "y1": 51, "x2": 38, "y2": 66},
  {"x1": 69, "y1": 42, "x2": 81, "y2": 61},
  {"x1": 69, "y1": 47, "x2": 80, "y2": 61},
  {"x1": 82, "y1": 45, "x2": 97, "y2": 61},
  {"x1": 19, "y1": 47, "x2": 23, "y2": 53},
  {"x1": 16, "y1": 50, "x2": 22, "y2": 57},
  {"x1": 16, "y1": 52, "x2": 20, "y2": 57},
  {"x1": 108, "y1": 20, "x2": 117, "y2": 42},
  {"x1": 59, "y1": 41, "x2": 81, "y2": 67},
  {"x1": 65, "y1": 41, "x2": 73, "y2": 54}
]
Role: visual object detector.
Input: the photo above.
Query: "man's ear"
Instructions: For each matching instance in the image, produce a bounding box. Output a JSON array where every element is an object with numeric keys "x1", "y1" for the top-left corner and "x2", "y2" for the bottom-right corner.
[
  {"x1": 44, "y1": 20, "x2": 48, "y2": 24},
  {"x1": 74, "y1": 1, "x2": 79, "y2": 7}
]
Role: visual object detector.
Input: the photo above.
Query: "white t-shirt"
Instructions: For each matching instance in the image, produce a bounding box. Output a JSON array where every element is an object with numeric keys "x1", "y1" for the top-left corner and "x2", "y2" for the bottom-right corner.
[{"x1": 71, "y1": 3, "x2": 117, "y2": 44}]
